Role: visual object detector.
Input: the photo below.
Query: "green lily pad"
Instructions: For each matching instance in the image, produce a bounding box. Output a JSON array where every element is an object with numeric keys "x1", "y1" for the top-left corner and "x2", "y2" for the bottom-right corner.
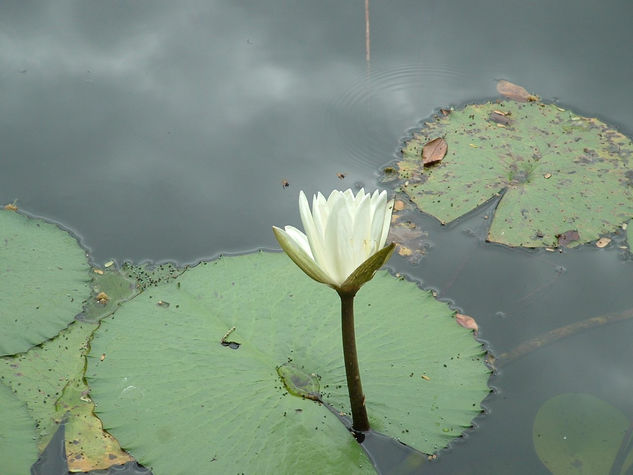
[
  {"x1": 0, "y1": 209, "x2": 91, "y2": 355},
  {"x1": 533, "y1": 393, "x2": 633, "y2": 474},
  {"x1": 0, "y1": 321, "x2": 96, "y2": 449},
  {"x1": 87, "y1": 251, "x2": 490, "y2": 473},
  {"x1": 0, "y1": 268, "x2": 137, "y2": 470},
  {"x1": 0, "y1": 382, "x2": 38, "y2": 473},
  {"x1": 398, "y1": 101, "x2": 633, "y2": 247}
]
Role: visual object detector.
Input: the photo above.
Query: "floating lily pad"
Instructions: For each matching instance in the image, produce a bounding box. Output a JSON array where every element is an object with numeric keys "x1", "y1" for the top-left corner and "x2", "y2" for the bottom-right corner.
[
  {"x1": 0, "y1": 209, "x2": 91, "y2": 355},
  {"x1": 87, "y1": 252, "x2": 490, "y2": 474},
  {"x1": 0, "y1": 382, "x2": 38, "y2": 473},
  {"x1": 533, "y1": 393, "x2": 633, "y2": 474},
  {"x1": 0, "y1": 321, "x2": 96, "y2": 449},
  {"x1": 0, "y1": 268, "x2": 137, "y2": 471},
  {"x1": 398, "y1": 100, "x2": 633, "y2": 247}
]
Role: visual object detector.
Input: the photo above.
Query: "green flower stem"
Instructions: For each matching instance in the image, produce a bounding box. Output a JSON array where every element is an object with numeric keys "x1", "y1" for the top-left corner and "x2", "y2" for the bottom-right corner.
[{"x1": 338, "y1": 290, "x2": 370, "y2": 432}]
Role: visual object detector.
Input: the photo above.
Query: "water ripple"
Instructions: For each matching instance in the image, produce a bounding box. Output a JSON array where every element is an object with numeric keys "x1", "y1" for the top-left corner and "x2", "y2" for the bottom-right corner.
[{"x1": 329, "y1": 63, "x2": 467, "y2": 169}]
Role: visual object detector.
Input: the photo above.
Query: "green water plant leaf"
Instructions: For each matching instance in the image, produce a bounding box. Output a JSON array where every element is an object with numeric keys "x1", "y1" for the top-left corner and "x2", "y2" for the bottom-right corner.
[
  {"x1": 0, "y1": 382, "x2": 38, "y2": 473},
  {"x1": 0, "y1": 209, "x2": 91, "y2": 355},
  {"x1": 533, "y1": 393, "x2": 633, "y2": 474},
  {"x1": 0, "y1": 321, "x2": 96, "y2": 449},
  {"x1": 398, "y1": 101, "x2": 633, "y2": 247},
  {"x1": 87, "y1": 251, "x2": 490, "y2": 474},
  {"x1": 0, "y1": 268, "x2": 137, "y2": 471}
]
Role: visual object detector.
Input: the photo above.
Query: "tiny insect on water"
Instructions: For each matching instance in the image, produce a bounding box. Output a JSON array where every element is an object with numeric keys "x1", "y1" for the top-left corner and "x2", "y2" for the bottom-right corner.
[
  {"x1": 336, "y1": 172, "x2": 345, "y2": 179},
  {"x1": 281, "y1": 179, "x2": 289, "y2": 188}
]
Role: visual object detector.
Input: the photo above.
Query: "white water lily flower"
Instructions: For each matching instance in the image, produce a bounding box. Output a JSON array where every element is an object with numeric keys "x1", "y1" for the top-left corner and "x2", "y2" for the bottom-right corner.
[{"x1": 273, "y1": 189, "x2": 395, "y2": 292}]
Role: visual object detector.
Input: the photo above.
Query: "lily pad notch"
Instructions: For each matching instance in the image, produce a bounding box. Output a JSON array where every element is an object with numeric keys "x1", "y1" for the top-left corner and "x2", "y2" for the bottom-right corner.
[{"x1": 395, "y1": 87, "x2": 633, "y2": 248}]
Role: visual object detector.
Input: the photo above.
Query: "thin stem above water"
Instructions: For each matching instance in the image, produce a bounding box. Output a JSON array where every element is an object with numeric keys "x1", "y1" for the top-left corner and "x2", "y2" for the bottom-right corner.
[{"x1": 339, "y1": 290, "x2": 370, "y2": 432}]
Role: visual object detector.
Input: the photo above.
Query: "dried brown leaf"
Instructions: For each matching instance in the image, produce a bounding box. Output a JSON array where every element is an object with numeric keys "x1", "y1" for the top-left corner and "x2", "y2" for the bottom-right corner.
[
  {"x1": 455, "y1": 313, "x2": 478, "y2": 334},
  {"x1": 422, "y1": 137, "x2": 447, "y2": 167},
  {"x1": 96, "y1": 292, "x2": 109, "y2": 304},
  {"x1": 596, "y1": 237, "x2": 611, "y2": 248},
  {"x1": 489, "y1": 111, "x2": 512, "y2": 126},
  {"x1": 397, "y1": 246, "x2": 413, "y2": 257},
  {"x1": 496, "y1": 80, "x2": 539, "y2": 102}
]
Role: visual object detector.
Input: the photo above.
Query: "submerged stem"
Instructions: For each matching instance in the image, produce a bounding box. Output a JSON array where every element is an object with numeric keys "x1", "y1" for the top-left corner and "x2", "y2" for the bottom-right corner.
[{"x1": 338, "y1": 290, "x2": 370, "y2": 432}]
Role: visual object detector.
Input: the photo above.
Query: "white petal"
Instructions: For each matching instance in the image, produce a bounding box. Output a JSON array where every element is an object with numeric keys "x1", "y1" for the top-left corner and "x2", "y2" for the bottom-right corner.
[
  {"x1": 369, "y1": 191, "x2": 389, "y2": 248},
  {"x1": 299, "y1": 191, "x2": 327, "y2": 268},
  {"x1": 283, "y1": 225, "x2": 313, "y2": 259},
  {"x1": 272, "y1": 226, "x2": 336, "y2": 286},
  {"x1": 323, "y1": 194, "x2": 352, "y2": 285},
  {"x1": 378, "y1": 199, "x2": 394, "y2": 249},
  {"x1": 351, "y1": 192, "x2": 373, "y2": 265},
  {"x1": 312, "y1": 192, "x2": 329, "y2": 238}
]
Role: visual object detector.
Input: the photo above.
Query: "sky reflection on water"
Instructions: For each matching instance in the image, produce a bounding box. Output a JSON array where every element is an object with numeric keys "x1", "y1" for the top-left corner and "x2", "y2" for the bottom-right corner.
[{"x1": 2, "y1": 1, "x2": 633, "y2": 473}]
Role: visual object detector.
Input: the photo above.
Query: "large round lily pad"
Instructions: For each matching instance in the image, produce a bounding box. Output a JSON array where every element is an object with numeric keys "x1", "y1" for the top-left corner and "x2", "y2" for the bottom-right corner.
[
  {"x1": 87, "y1": 251, "x2": 490, "y2": 474},
  {"x1": 0, "y1": 382, "x2": 38, "y2": 473},
  {"x1": 398, "y1": 100, "x2": 633, "y2": 247},
  {"x1": 0, "y1": 209, "x2": 91, "y2": 355}
]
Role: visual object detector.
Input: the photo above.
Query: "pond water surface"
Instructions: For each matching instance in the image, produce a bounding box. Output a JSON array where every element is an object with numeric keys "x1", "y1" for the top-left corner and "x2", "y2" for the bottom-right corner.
[{"x1": 2, "y1": 1, "x2": 633, "y2": 474}]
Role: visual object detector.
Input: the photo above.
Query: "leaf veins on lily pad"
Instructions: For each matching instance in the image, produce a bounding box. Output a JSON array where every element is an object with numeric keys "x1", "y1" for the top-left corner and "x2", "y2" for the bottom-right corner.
[
  {"x1": 86, "y1": 252, "x2": 490, "y2": 474},
  {"x1": 0, "y1": 209, "x2": 91, "y2": 355},
  {"x1": 397, "y1": 99, "x2": 633, "y2": 248}
]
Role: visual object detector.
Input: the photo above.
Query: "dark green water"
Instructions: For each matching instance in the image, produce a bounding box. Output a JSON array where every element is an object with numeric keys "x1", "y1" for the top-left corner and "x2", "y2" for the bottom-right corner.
[{"x1": 2, "y1": 1, "x2": 633, "y2": 473}]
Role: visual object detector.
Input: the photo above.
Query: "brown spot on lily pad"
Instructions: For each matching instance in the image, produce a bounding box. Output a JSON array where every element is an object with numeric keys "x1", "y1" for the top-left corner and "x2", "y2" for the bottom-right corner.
[
  {"x1": 556, "y1": 230, "x2": 580, "y2": 247},
  {"x1": 595, "y1": 237, "x2": 611, "y2": 248}
]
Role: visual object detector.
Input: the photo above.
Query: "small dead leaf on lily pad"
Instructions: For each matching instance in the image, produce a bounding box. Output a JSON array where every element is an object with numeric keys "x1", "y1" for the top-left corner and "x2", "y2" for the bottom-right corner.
[
  {"x1": 489, "y1": 110, "x2": 512, "y2": 126},
  {"x1": 557, "y1": 230, "x2": 580, "y2": 247},
  {"x1": 422, "y1": 137, "x2": 447, "y2": 167},
  {"x1": 397, "y1": 246, "x2": 413, "y2": 257},
  {"x1": 596, "y1": 237, "x2": 611, "y2": 248},
  {"x1": 496, "y1": 80, "x2": 539, "y2": 102},
  {"x1": 455, "y1": 313, "x2": 479, "y2": 335}
]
